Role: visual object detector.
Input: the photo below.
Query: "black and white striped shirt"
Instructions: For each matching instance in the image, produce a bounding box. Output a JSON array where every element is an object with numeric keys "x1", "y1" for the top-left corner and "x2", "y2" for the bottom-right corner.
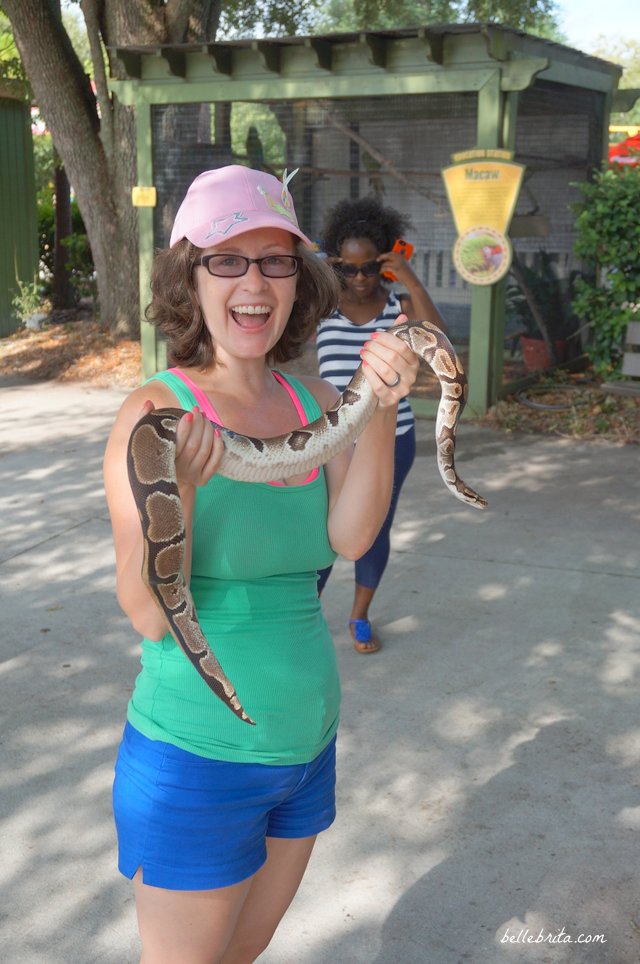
[{"x1": 316, "y1": 291, "x2": 415, "y2": 437}]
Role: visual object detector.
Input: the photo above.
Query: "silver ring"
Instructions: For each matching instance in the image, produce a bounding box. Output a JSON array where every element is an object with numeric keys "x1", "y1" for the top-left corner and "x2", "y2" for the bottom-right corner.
[{"x1": 385, "y1": 372, "x2": 401, "y2": 388}]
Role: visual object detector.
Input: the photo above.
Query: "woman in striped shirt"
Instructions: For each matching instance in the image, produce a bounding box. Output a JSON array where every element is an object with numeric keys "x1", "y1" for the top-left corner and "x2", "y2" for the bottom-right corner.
[{"x1": 316, "y1": 196, "x2": 448, "y2": 653}]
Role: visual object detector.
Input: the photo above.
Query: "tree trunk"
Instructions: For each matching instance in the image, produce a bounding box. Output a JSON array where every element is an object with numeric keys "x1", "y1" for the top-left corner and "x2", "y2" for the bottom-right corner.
[
  {"x1": 4, "y1": 0, "x2": 226, "y2": 337},
  {"x1": 4, "y1": 0, "x2": 139, "y2": 335},
  {"x1": 52, "y1": 157, "x2": 76, "y2": 310}
]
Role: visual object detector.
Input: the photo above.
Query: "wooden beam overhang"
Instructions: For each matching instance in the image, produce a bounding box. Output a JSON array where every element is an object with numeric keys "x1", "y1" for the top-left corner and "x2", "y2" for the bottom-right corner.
[
  {"x1": 109, "y1": 71, "x2": 498, "y2": 108},
  {"x1": 251, "y1": 40, "x2": 281, "y2": 74},
  {"x1": 202, "y1": 44, "x2": 232, "y2": 76},
  {"x1": 359, "y1": 33, "x2": 388, "y2": 69},
  {"x1": 613, "y1": 88, "x2": 640, "y2": 112},
  {"x1": 114, "y1": 49, "x2": 141, "y2": 79},
  {"x1": 500, "y1": 58, "x2": 549, "y2": 92},
  {"x1": 304, "y1": 37, "x2": 333, "y2": 72},
  {"x1": 417, "y1": 28, "x2": 444, "y2": 65},
  {"x1": 158, "y1": 46, "x2": 186, "y2": 78},
  {"x1": 110, "y1": 26, "x2": 621, "y2": 105}
]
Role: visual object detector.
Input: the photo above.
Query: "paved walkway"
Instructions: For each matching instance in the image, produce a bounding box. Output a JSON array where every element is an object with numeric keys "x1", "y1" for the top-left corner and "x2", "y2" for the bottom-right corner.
[{"x1": 1, "y1": 376, "x2": 639, "y2": 963}]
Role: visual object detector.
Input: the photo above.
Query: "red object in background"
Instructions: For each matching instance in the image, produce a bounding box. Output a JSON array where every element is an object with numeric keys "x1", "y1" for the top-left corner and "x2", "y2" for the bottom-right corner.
[
  {"x1": 609, "y1": 133, "x2": 640, "y2": 165},
  {"x1": 382, "y1": 239, "x2": 415, "y2": 281}
]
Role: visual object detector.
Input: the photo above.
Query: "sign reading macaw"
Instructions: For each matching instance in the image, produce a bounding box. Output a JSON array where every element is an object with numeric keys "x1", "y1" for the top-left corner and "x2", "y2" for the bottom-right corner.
[{"x1": 442, "y1": 149, "x2": 525, "y2": 286}]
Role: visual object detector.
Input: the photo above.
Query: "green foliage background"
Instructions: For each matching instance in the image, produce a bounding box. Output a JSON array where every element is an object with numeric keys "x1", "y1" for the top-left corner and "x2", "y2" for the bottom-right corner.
[{"x1": 572, "y1": 165, "x2": 640, "y2": 377}]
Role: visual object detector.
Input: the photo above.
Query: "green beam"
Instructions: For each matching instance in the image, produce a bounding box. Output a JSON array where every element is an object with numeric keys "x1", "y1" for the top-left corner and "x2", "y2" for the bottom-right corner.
[
  {"x1": 467, "y1": 286, "x2": 499, "y2": 415},
  {"x1": 203, "y1": 44, "x2": 233, "y2": 75},
  {"x1": 500, "y1": 57, "x2": 548, "y2": 91},
  {"x1": 359, "y1": 33, "x2": 388, "y2": 69},
  {"x1": 134, "y1": 102, "x2": 158, "y2": 380},
  {"x1": 613, "y1": 88, "x2": 640, "y2": 112},
  {"x1": 109, "y1": 67, "x2": 498, "y2": 108},
  {"x1": 492, "y1": 90, "x2": 519, "y2": 392},
  {"x1": 304, "y1": 38, "x2": 333, "y2": 72},
  {"x1": 466, "y1": 71, "x2": 508, "y2": 414},
  {"x1": 537, "y1": 60, "x2": 621, "y2": 93},
  {"x1": 417, "y1": 27, "x2": 444, "y2": 65}
]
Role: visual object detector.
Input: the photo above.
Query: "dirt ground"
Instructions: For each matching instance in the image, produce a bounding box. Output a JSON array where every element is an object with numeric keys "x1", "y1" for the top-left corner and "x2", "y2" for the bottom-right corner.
[{"x1": 1, "y1": 312, "x2": 638, "y2": 444}]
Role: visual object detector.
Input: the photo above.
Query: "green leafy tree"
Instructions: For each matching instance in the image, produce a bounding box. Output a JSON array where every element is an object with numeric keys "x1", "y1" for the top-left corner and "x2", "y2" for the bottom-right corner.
[
  {"x1": 0, "y1": 9, "x2": 26, "y2": 82},
  {"x1": 2, "y1": 0, "x2": 562, "y2": 335},
  {"x1": 314, "y1": 0, "x2": 559, "y2": 36},
  {"x1": 571, "y1": 165, "x2": 640, "y2": 377},
  {"x1": 0, "y1": 0, "x2": 324, "y2": 337},
  {"x1": 589, "y1": 38, "x2": 640, "y2": 126},
  {"x1": 217, "y1": 0, "x2": 320, "y2": 37}
]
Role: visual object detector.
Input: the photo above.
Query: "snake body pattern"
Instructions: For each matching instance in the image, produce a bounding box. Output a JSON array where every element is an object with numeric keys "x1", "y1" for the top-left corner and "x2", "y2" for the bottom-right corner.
[{"x1": 127, "y1": 319, "x2": 487, "y2": 726}]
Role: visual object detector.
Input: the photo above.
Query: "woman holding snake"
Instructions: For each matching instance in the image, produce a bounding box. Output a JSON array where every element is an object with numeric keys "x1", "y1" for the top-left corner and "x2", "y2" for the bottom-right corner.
[
  {"x1": 316, "y1": 196, "x2": 448, "y2": 653},
  {"x1": 103, "y1": 166, "x2": 419, "y2": 964}
]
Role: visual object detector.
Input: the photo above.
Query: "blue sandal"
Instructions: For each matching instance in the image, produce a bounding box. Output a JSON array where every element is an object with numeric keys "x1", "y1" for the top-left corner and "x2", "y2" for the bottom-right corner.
[{"x1": 349, "y1": 619, "x2": 381, "y2": 654}]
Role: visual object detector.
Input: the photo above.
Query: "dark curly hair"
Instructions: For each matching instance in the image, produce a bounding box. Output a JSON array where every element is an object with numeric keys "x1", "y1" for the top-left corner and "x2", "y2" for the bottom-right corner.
[
  {"x1": 145, "y1": 239, "x2": 340, "y2": 369},
  {"x1": 320, "y1": 196, "x2": 412, "y2": 257}
]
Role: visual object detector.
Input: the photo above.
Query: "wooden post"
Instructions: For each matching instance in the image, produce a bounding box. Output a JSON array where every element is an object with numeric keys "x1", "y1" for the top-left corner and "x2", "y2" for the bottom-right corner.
[
  {"x1": 466, "y1": 75, "x2": 517, "y2": 414},
  {"x1": 135, "y1": 102, "x2": 160, "y2": 380}
]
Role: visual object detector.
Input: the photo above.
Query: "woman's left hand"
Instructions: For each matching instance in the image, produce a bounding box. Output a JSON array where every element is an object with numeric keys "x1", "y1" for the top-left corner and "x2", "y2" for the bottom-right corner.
[
  {"x1": 377, "y1": 249, "x2": 416, "y2": 286},
  {"x1": 359, "y1": 313, "x2": 420, "y2": 407}
]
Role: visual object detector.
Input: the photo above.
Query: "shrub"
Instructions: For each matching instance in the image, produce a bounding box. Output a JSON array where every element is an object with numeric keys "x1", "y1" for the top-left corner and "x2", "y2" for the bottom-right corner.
[
  {"x1": 11, "y1": 274, "x2": 43, "y2": 325},
  {"x1": 571, "y1": 165, "x2": 640, "y2": 378},
  {"x1": 38, "y1": 182, "x2": 94, "y2": 303}
]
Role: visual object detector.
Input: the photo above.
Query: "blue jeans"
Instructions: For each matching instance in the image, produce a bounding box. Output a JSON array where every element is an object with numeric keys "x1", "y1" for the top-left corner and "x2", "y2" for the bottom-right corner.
[{"x1": 317, "y1": 424, "x2": 416, "y2": 593}]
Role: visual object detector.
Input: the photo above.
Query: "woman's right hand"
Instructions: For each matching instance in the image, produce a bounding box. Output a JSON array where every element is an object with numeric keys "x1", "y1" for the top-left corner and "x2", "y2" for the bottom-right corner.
[
  {"x1": 106, "y1": 389, "x2": 226, "y2": 640},
  {"x1": 173, "y1": 406, "x2": 225, "y2": 488}
]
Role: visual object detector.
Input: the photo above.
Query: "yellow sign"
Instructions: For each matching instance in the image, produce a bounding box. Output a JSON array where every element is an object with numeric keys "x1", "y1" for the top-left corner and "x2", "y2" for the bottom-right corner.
[
  {"x1": 131, "y1": 186, "x2": 157, "y2": 208},
  {"x1": 442, "y1": 150, "x2": 525, "y2": 286}
]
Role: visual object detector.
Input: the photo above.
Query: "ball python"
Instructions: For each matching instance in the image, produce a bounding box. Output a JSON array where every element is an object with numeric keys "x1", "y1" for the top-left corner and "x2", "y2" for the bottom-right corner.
[{"x1": 127, "y1": 318, "x2": 487, "y2": 726}]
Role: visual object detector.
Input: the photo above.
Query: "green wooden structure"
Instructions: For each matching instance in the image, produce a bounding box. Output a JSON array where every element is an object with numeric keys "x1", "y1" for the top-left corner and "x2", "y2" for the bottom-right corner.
[
  {"x1": 109, "y1": 24, "x2": 623, "y2": 414},
  {"x1": 0, "y1": 82, "x2": 38, "y2": 337}
]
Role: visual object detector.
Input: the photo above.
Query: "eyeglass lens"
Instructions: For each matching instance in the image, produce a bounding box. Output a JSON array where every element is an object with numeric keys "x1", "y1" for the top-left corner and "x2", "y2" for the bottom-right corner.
[
  {"x1": 199, "y1": 255, "x2": 301, "y2": 278},
  {"x1": 337, "y1": 260, "x2": 380, "y2": 278}
]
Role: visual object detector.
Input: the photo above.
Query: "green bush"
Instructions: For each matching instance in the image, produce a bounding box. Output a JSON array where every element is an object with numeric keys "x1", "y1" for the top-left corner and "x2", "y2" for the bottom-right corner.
[
  {"x1": 62, "y1": 232, "x2": 97, "y2": 305},
  {"x1": 37, "y1": 183, "x2": 94, "y2": 302},
  {"x1": 11, "y1": 274, "x2": 43, "y2": 325},
  {"x1": 571, "y1": 165, "x2": 640, "y2": 378}
]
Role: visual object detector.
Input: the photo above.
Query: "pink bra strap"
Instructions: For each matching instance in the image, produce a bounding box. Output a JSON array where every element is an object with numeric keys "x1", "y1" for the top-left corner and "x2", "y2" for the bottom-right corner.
[
  {"x1": 167, "y1": 368, "x2": 319, "y2": 485},
  {"x1": 270, "y1": 372, "x2": 319, "y2": 484},
  {"x1": 272, "y1": 371, "x2": 308, "y2": 425},
  {"x1": 167, "y1": 368, "x2": 221, "y2": 423},
  {"x1": 169, "y1": 369, "x2": 308, "y2": 428}
]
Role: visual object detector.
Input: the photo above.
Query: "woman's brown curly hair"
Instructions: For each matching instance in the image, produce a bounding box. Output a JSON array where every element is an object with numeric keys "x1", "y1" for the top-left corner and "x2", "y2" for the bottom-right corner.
[{"x1": 145, "y1": 239, "x2": 340, "y2": 369}]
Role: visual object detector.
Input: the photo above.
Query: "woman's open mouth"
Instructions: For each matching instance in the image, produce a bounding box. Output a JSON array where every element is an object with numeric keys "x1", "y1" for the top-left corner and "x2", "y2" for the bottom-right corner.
[{"x1": 230, "y1": 305, "x2": 272, "y2": 329}]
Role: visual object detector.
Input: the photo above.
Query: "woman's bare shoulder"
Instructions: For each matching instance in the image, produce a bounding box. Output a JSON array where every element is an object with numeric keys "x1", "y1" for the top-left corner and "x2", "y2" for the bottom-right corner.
[
  {"x1": 111, "y1": 379, "x2": 183, "y2": 435},
  {"x1": 294, "y1": 374, "x2": 341, "y2": 411}
]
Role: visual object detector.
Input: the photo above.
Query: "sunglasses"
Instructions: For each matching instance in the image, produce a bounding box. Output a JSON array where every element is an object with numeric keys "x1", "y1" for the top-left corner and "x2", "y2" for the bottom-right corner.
[
  {"x1": 335, "y1": 260, "x2": 381, "y2": 279},
  {"x1": 195, "y1": 254, "x2": 303, "y2": 278}
]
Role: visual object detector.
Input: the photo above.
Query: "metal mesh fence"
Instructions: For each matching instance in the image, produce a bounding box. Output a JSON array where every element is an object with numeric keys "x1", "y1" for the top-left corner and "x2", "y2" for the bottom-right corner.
[{"x1": 151, "y1": 82, "x2": 603, "y2": 385}]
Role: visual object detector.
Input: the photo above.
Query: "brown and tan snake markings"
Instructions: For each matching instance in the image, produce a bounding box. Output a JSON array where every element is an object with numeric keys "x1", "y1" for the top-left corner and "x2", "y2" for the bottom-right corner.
[{"x1": 127, "y1": 319, "x2": 487, "y2": 724}]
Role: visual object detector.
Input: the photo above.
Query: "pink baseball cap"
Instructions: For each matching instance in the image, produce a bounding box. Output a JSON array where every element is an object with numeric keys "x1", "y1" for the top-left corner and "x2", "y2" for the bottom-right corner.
[{"x1": 169, "y1": 165, "x2": 312, "y2": 249}]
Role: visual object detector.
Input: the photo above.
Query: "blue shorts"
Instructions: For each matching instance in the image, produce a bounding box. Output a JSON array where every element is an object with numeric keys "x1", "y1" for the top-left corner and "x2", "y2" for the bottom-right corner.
[{"x1": 112, "y1": 722, "x2": 337, "y2": 890}]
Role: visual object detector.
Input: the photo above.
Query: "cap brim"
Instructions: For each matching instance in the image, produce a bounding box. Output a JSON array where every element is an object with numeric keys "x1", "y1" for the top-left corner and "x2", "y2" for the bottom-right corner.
[{"x1": 173, "y1": 211, "x2": 313, "y2": 249}]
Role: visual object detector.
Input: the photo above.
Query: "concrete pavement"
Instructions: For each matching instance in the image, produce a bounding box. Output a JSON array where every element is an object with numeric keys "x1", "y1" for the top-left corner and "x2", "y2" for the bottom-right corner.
[{"x1": 1, "y1": 375, "x2": 639, "y2": 963}]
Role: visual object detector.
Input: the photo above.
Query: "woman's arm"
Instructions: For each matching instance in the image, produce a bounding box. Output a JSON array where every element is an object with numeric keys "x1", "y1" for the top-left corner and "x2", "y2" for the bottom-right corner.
[
  {"x1": 307, "y1": 322, "x2": 420, "y2": 560},
  {"x1": 103, "y1": 386, "x2": 224, "y2": 640}
]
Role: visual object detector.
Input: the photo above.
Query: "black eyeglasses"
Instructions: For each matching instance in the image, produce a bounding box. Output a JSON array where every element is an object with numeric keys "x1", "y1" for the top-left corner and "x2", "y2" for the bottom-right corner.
[
  {"x1": 195, "y1": 254, "x2": 303, "y2": 278},
  {"x1": 334, "y1": 260, "x2": 381, "y2": 279}
]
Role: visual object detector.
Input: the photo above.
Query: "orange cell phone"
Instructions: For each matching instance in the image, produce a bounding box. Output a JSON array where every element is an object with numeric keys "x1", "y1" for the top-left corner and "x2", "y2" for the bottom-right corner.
[{"x1": 382, "y1": 239, "x2": 415, "y2": 281}]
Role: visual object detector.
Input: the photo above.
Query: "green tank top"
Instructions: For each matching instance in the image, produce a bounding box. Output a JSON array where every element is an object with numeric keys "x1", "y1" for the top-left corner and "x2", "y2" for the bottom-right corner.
[{"x1": 126, "y1": 369, "x2": 340, "y2": 765}]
